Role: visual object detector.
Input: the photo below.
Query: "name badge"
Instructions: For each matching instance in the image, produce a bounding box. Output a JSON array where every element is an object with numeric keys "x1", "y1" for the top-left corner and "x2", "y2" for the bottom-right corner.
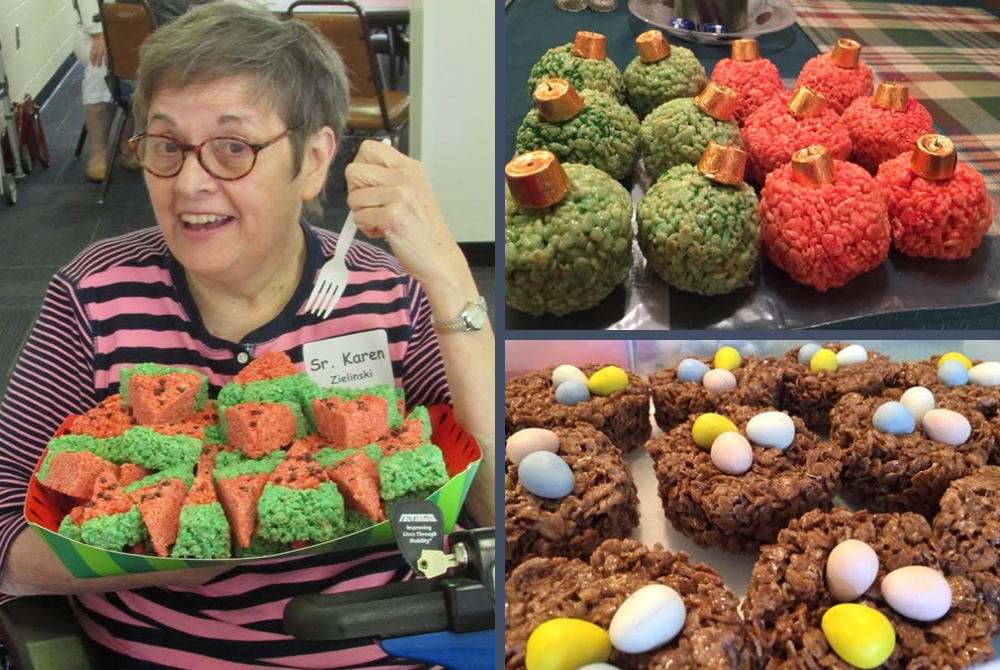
[{"x1": 303, "y1": 329, "x2": 395, "y2": 389}]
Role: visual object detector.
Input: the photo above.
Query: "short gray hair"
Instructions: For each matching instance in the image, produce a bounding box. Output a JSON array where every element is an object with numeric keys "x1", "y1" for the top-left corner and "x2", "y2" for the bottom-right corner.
[{"x1": 132, "y1": 1, "x2": 351, "y2": 176}]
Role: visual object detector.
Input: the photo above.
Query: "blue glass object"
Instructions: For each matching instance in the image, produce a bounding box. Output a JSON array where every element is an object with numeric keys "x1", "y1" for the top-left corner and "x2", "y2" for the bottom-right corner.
[
  {"x1": 669, "y1": 17, "x2": 696, "y2": 30},
  {"x1": 703, "y1": 23, "x2": 728, "y2": 34}
]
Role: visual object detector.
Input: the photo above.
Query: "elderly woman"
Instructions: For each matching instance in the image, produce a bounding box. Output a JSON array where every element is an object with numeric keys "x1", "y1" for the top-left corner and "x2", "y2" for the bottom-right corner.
[{"x1": 0, "y1": 2, "x2": 494, "y2": 668}]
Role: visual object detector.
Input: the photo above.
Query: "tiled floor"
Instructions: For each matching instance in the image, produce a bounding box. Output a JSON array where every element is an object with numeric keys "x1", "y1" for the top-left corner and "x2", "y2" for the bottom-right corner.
[{"x1": 0, "y1": 64, "x2": 494, "y2": 396}]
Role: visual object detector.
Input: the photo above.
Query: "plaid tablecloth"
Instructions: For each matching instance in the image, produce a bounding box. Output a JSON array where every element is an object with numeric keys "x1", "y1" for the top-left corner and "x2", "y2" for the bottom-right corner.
[{"x1": 792, "y1": 0, "x2": 1000, "y2": 200}]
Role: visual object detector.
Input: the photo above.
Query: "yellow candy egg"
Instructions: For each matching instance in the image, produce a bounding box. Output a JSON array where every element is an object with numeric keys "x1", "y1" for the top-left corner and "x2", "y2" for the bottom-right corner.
[
  {"x1": 525, "y1": 618, "x2": 611, "y2": 670},
  {"x1": 587, "y1": 366, "x2": 629, "y2": 397},
  {"x1": 821, "y1": 603, "x2": 895, "y2": 669},
  {"x1": 505, "y1": 474, "x2": 512, "y2": 490},
  {"x1": 692, "y1": 413, "x2": 739, "y2": 450},
  {"x1": 714, "y1": 346, "x2": 742, "y2": 371},
  {"x1": 810, "y1": 349, "x2": 839, "y2": 373},
  {"x1": 937, "y1": 352, "x2": 972, "y2": 370}
]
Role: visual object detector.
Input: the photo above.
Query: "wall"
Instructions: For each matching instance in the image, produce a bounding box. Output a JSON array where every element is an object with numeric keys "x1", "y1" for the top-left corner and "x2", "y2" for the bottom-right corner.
[
  {"x1": 0, "y1": 0, "x2": 75, "y2": 101},
  {"x1": 410, "y1": 0, "x2": 494, "y2": 244}
]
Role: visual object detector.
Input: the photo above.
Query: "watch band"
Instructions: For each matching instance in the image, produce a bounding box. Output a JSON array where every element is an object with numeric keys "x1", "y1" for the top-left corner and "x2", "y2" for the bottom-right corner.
[{"x1": 432, "y1": 296, "x2": 487, "y2": 334}]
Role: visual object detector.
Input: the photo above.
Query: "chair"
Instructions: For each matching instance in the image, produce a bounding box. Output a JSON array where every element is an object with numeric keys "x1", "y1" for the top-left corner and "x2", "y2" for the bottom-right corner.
[{"x1": 286, "y1": 0, "x2": 410, "y2": 149}]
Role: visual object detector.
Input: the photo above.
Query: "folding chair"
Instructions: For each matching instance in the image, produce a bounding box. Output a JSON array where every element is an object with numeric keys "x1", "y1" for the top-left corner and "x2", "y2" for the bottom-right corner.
[{"x1": 286, "y1": 0, "x2": 410, "y2": 149}]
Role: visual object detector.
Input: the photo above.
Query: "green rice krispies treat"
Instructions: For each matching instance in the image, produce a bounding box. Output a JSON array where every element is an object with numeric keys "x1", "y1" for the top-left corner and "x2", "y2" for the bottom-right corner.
[
  {"x1": 121, "y1": 427, "x2": 202, "y2": 471},
  {"x1": 80, "y1": 507, "x2": 147, "y2": 551},
  {"x1": 505, "y1": 162, "x2": 633, "y2": 316},
  {"x1": 623, "y1": 45, "x2": 707, "y2": 119},
  {"x1": 124, "y1": 465, "x2": 196, "y2": 493},
  {"x1": 58, "y1": 515, "x2": 84, "y2": 543},
  {"x1": 171, "y1": 503, "x2": 231, "y2": 559},
  {"x1": 119, "y1": 363, "x2": 209, "y2": 409},
  {"x1": 527, "y1": 44, "x2": 625, "y2": 102},
  {"x1": 379, "y1": 444, "x2": 450, "y2": 504},
  {"x1": 212, "y1": 450, "x2": 286, "y2": 480},
  {"x1": 216, "y1": 374, "x2": 317, "y2": 439},
  {"x1": 343, "y1": 509, "x2": 377, "y2": 535},
  {"x1": 202, "y1": 425, "x2": 223, "y2": 445},
  {"x1": 314, "y1": 443, "x2": 384, "y2": 469},
  {"x1": 516, "y1": 88, "x2": 641, "y2": 181},
  {"x1": 302, "y1": 384, "x2": 405, "y2": 431},
  {"x1": 637, "y1": 163, "x2": 761, "y2": 296},
  {"x1": 256, "y1": 482, "x2": 345, "y2": 543},
  {"x1": 406, "y1": 406, "x2": 432, "y2": 442},
  {"x1": 640, "y1": 98, "x2": 742, "y2": 181},
  {"x1": 234, "y1": 534, "x2": 291, "y2": 558}
]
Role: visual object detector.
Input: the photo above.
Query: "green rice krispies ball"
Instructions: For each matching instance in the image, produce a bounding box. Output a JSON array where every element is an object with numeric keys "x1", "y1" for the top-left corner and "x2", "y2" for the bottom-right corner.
[
  {"x1": 623, "y1": 46, "x2": 707, "y2": 119},
  {"x1": 58, "y1": 515, "x2": 84, "y2": 543},
  {"x1": 256, "y1": 482, "x2": 345, "y2": 543},
  {"x1": 516, "y1": 89, "x2": 641, "y2": 181},
  {"x1": 640, "y1": 98, "x2": 742, "y2": 181},
  {"x1": 171, "y1": 503, "x2": 231, "y2": 559},
  {"x1": 505, "y1": 163, "x2": 633, "y2": 316},
  {"x1": 527, "y1": 44, "x2": 625, "y2": 102},
  {"x1": 80, "y1": 507, "x2": 147, "y2": 551},
  {"x1": 379, "y1": 444, "x2": 450, "y2": 504},
  {"x1": 637, "y1": 163, "x2": 761, "y2": 295},
  {"x1": 121, "y1": 427, "x2": 202, "y2": 471},
  {"x1": 119, "y1": 363, "x2": 209, "y2": 409}
]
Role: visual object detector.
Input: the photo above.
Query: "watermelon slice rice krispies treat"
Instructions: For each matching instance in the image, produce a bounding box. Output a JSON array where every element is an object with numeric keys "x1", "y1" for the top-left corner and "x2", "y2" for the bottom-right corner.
[
  {"x1": 216, "y1": 374, "x2": 315, "y2": 439},
  {"x1": 256, "y1": 482, "x2": 345, "y2": 544},
  {"x1": 80, "y1": 506, "x2": 147, "y2": 551},
  {"x1": 233, "y1": 351, "x2": 301, "y2": 384},
  {"x1": 268, "y1": 441, "x2": 330, "y2": 490},
  {"x1": 312, "y1": 394, "x2": 389, "y2": 449},
  {"x1": 303, "y1": 385, "x2": 405, "y2": 431},
  {"x1": 172, "y1": 476, "x2": 230, "y2": 559},
  {"x1": 119, "y1": 363, "x2": 209, "y2": 408},
  {"x1": 326, "y1": 452, "x2": 384, "y2": 522},
  {"x1": 147, "y1": 403, "x2": 220, "y2": 440},
  {"x1": 121, "y1": 427, "x2": 202, "y2": 471},
  {"x1": 315, "y1": 443, "x2": 383, "y2": 469},
  {"x1": 377, "y1": 417, "x2": 427, "y2": 456},
  {"x1": 225, "y1": 402, "x2": 298, "y2": 458},
  {"x1": 119, "y1": 463, "x2": 153, "y2": 488},
  {"x1": 67, "y1": 394, "x2": 135, "y2": 438},
  {"x1": 216, "y1": 473, "x2": 269, "y2": 549},
  {"x1": 128, "y1": 477, "x2": 188, "y2": 557},
  {"x1": 378, "y1": 443, "x2": 449, "y2": 504},
  {"x1": 37, "y1": 451, "x2": 116, "y2": 500},
  {"x1": 82, "y1": 468, "x2": 133, "y2": 522},
  {"x1": 128, "y1": 372, "x2": 206, "y2": 425}
]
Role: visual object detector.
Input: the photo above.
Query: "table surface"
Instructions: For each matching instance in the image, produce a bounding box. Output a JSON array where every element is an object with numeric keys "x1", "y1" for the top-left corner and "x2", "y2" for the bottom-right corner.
[{"x1": 504, "y1": 0, "x2": 1000, "y2": 330}]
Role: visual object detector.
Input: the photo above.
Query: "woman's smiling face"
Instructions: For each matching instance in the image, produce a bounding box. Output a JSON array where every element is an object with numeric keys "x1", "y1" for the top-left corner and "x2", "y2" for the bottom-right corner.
[{"x1": 142, "y1": 76, "x2": 330, "y2": 286}]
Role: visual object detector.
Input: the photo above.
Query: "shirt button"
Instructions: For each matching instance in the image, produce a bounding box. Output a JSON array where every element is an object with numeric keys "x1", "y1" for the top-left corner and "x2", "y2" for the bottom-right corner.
[{"x1": 236, "y1": 352, "x2": 250, "y2": 364}]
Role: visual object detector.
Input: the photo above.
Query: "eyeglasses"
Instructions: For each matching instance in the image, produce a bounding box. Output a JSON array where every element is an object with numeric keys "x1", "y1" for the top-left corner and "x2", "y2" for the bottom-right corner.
[{"x1": 128, "y1": 129, "x2": 295, "y2": 180}]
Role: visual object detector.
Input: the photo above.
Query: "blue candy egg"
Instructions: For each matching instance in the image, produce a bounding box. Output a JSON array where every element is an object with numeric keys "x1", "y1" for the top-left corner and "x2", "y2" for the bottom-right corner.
[
  {"x1": 669, "y1": 17, "x2": 696, "y2": 30},
  {"x1": 798, "y1": 343, "x2": 822, "y2": 366},
  {"x1": 937, "y1": 359, "x2": 969, "y2": 388},
  {"x1": 518, "y1": 451, "x2": 575, "y2": 499},
  {"x1": 556, "y1": 380, "x2": 590, "y2": 406},
  {"x1": 677, "y1": 358, "x2": 710, "y2": 384},
  {"x1": 872, "y1": 402, "x2": 915, "y2": 435}
]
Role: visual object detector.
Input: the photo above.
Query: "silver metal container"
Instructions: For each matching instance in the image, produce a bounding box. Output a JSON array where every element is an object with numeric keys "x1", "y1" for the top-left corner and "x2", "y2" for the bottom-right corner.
[{"x1": 673, "y1": 0, "x2": 766, "y2": 32}]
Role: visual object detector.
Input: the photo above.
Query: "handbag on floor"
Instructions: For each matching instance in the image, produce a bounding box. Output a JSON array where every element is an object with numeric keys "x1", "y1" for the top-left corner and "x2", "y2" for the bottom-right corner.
[{"x1": 13, "y1": 94, "x2": 49, "y2": 170}]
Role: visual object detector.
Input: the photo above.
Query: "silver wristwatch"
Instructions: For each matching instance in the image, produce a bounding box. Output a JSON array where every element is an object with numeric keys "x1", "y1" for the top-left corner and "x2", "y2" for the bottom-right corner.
[{"x1": 432, "y1": 296, "x2": 488, "y2": 334}]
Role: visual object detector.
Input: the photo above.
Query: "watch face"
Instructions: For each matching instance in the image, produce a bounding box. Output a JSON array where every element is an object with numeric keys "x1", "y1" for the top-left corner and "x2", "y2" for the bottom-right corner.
[{"x1": 467, "y1": 301, "x2": 488, "y2": 330}]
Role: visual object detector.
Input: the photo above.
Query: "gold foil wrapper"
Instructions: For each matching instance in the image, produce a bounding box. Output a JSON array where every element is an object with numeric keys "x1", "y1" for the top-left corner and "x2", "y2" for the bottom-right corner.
[
  {"x1": 791, "y1": 146, "x2": 836, "y2": 187},
  {"x1": 533, "y1": 79, "x2": 584, "y2": 122},
  {"x1": 570, "y1": 31, "x2": 607, "y2": 59},
  {"x1": 636, "y1": 30, "x2": 671, "y2": 63},
  {"x1": 873, "y1": 82, "x2": 909, "y2": 111},
  {"x1": 787, "y1": 86, "x2": 828, "y2": 119},
  {"x1": 694, "y1": 82, "x2": 739, "y2": 121},
  {"x1": 910, "y1": 134, "x2": 957, "y2": 181},
  {"x1": 731, "y1": 39, "x2": 760, "y2": 62},
  {"x1": 697, "y1": 142, "x2": 747, "y2": 186},
  {"x1": 830, "y1": 38, "x2": 861, "y2": 68},
  {"x1": 505, "y1": 151, "x2": 572, "y2": 209}
]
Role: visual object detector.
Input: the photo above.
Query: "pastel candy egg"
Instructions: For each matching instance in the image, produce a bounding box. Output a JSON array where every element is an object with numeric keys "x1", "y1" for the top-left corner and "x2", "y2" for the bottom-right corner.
[
  {"x1": 881, "y1": 566, "x2": 952, "y2": 622},
  {"x1": 588, "y1": 365, "x2": 628, "y2": 397},
  {"x1": 608, "y1": 584, "x2": 686, "y2": 653},
  {"x1": 937, "y1": 352, "x2": 972, "y2": 370},
  {"x1": 872, "y1": 402, "x2": 915, "y2": 435},
  {"x1": 552, "y1": 364, "x2": 588, "y2": 388},
  {"x1": 506, "y1": 428, "x2": 560, "y2": 466},
  {"x1": 899, "y1": 387, "x2": 935, "y2": 424},
  {"x1": 745, "y1": 411, "x2": 795, "y2": 449},
  {"x1": 677, "y1": 358, "x2": 710, "y2": 384},
  {"x1": 937, "y1": 359, "x2": 969, "y2": 387},
  {"x1": 525, "y1": 618, "x2": 611, "y2": 670},
  {"x1": 555, "y1": 380, "x2": 590, "y2": 406},
  {"x1": 518, "y1": 451, "x2": 575, "y2": 499},
  {"x1": 713, "y1": 346, "x2": 742, "y2": 371},
  {"x1": 711, "y1": 432, "x2": 753, "y2": 475},
  {"x1": 968, "y1": 362, "x2": 1000, "y2": 387},
  {"x1": 703, "y1": 368, "x2": 737, "y2": 395},
  {"x1": 822, "y1": 603, "x2": 895, "y2": 669},
  {"x1": 810, "y1": 349, "x2": 839, "y2": 373},
  {"x1": 826, "y1": 539, "x2": 879, "y2": 602},
  {"x1": 922, "y1": 409, "x2": 971, "y2": 446},
  {"x1": 836, "y1": 344, "x2": 868, "y2": 367},
  {"x1": 692, "y1": 413, "x2": 739, "y2": 450},
  {"x1": 798, "y1": 343, "x2": 823, "y2": 366}
]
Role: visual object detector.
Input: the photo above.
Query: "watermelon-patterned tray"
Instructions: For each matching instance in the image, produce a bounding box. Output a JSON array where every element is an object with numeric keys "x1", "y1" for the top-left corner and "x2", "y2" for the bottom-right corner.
[{"x1": 25, "y1": 404, "x2": 481, "y2": 578}]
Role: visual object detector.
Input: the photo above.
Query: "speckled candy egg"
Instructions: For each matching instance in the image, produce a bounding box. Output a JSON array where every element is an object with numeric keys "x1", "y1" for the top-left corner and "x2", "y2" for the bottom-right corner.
[
  {"x1": 826, "y1": 539, "x2": 879, "y2": 602},
  {"x1": 745, "y1": 411, "x2": 795, "y2": 449},
  {"x1": 922, "y1": 409, "x2": 971, "y2": 446},
  {"x1": 588, "y1": 365, "x2": 629, "y2": 396},
  {"x1": 507, "y1": 428, "x2": 561, "y2": 466},
  {"x1": 969, "y1": 362, "x2": 1000, "y2": 387},
  {"x1": 518, "y1": 451, "x2": 575, "y2": 499},
  {"x1": 552, "y1": 364, "x2": 589, "y2": 388},
  {"x1": 872, "y1": 402, "x2": 915, "y2": 435},
  {"x1": 608, "y1": 584, "x2": 686, "y2": 653},
  {"x1": 556, "y1": 380, "x2": 591, "y2": 406},
  {"x1": 881, "y1": 566, "x2": 952, "y2": 622},
  {"x1": 677, "y1": 358, "x2": 710, "y2": 383},
  {"x1": 899, "y1": 386, "x2": 935, "y2": 424},
  {"x1": 711, "y1": 432, "x2": 753, "y2": 475},
  {"x1": 525, "y1": 618, "x2": 612, "y2": 670},
  {"x1": 821, "y1": 603, "x2": 895, "y2": 669},
  {"x1": 798, "y1": 343, "x2": 823, "y2": 366},
  {"x1": 937, "y1": 359, "x2": 969, "y2": 387},
  {"x1": 836, "y1": 344, "x2": 868, "y2": 367},
  {"x1": 703, "y1": 368, "x2": 737, "y2": 395}
]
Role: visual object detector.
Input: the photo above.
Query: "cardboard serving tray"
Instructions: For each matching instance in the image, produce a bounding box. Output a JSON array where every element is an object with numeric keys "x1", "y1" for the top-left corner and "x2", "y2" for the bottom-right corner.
[{"x1": 25, "y1": 404, "x2": 481, "y2": 578}]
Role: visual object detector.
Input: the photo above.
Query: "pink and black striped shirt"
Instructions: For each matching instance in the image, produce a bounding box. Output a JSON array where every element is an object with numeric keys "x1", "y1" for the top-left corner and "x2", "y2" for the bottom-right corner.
[{"x1": 0, "y1": 223, "x2": 449, "y2": 668}]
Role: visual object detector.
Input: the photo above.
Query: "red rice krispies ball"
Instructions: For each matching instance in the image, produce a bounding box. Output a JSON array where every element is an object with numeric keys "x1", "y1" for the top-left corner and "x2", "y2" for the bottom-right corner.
[
  {"x1": 794, "y1": 52, "x2": 874, "y2": 115},
  {"x1": 841, "y1": 96, "x2": 934, "y2": 174},
  {"x1": 710, "y1": 58, "x2": 786, "y2": 126}
]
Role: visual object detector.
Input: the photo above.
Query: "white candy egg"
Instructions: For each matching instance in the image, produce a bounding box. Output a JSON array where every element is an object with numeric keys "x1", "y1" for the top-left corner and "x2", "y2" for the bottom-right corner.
[
  {"x1": 968, "y1": 362, "x2": 1000, "y2": 387},
  {"x1": 922, "y1": 409, "x2": 971, "y2": 446},
  {"x1": 703, "y1": 368, "x2": 737, "y2": 395},
  {"x1": 552, "y1": 364, "x2": 588, "y2": 389},
  {"x1": 711, "y1": 432, "x2": 754, "y2": 475},
  {"x1": 881, "y1": 565, "x2": 952, "y2": 622},
  {"x1": 899, "y1": 387, "x2": 935, "y2": 424},
  {"x1": 825, "y1": 539, "x2": 879, "y2": 603},
  {"x1": 608, "y1": 584, "x2": 686, "y2": 654},
  {"x1": 506, "y1": 428, "x2": 560, "y2": 466},
  {"x1": 745, "y1": 411, "x2": 795, "y2": 450},
  {"x1": 836, "y1": 344, "x2": 868, "y2": 367}
]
